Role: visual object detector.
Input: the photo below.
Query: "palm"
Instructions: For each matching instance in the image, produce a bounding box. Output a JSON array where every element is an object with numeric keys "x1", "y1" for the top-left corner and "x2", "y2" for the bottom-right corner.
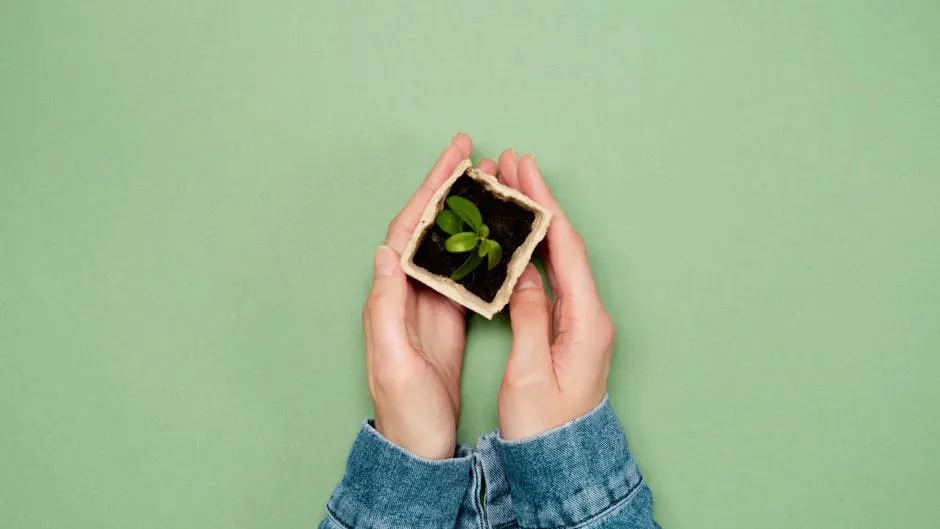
[
  {"x1": 365, "y1": 133, "x2": 487, "y2": 459},
  {"x1": 404, "y1": 283, "x2": 466, "y2": 418}
]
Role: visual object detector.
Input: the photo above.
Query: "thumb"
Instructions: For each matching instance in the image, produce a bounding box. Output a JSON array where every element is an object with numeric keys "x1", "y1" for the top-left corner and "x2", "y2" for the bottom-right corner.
[
  {"x1": 507, "y1": 264, "x2": 552, "y2": 374},
  {"x1": 365, "y1": 245, "x2": 409, "y2": 353}
]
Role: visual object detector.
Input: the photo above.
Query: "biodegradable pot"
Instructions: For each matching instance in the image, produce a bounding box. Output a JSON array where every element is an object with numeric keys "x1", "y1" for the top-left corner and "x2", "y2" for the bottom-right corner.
[{"x1": 400, "y1": 159, "x2": 553, "y2": 319}]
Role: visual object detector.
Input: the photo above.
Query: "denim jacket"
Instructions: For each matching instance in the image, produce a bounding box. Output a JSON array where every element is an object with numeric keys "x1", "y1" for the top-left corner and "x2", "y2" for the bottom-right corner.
[{"x1": 320, "y1": 395, "x2": 660, "y2": 529}]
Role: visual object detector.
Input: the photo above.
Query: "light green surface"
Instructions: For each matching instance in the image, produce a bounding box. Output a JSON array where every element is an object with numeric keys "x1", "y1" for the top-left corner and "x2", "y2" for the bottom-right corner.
[{"x1": 2, "y1": 1, "x2": 939, "y2": 527}]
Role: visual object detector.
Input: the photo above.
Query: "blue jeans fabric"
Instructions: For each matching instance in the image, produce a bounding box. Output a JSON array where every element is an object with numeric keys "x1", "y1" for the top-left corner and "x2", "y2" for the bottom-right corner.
[{"x1": 320, "y1": 395, "x2": 660, "y2": 529}]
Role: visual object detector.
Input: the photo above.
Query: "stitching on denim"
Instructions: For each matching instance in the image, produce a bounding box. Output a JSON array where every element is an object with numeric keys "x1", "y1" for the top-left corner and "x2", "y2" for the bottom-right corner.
[
  {"x1": 324, "y1": 505, "x2": 353, "y2": 529},
  {"x1": 519, "y1": 477, "x2": 646, "y2": 529},
  {"x1": 472, "y1": 458, "x2": 487, "y2": 529}
]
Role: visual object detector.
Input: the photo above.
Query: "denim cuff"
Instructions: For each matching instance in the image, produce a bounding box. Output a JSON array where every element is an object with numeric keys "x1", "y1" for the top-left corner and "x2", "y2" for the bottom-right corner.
[
  {"x1": 495, "y1": 395, "x2": 645, "y2": 528},
  {"x1": 326, "y1": 421, "x2": 472, "y2": 529}
]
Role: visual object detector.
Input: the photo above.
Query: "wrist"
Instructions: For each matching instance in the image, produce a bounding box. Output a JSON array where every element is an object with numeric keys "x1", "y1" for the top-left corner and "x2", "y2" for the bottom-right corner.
[
  {"x1": 498, "y1": 391, "x2": 607, "y2": 441},
  {"x1": 374, "y1": 419, "x2": 456, "y2": 460}
]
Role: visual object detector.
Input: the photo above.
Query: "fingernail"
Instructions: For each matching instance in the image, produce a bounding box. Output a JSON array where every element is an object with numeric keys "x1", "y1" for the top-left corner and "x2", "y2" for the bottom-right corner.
[
  {"x1": 374, "y1": 245, "x2": 397, "y2": 277},
  {"x1": 515, "y1": 273, "x2": 541, "y2": 291},
  {"x1": 508, "y1": 148, "x2": 518, "y2": 160}
]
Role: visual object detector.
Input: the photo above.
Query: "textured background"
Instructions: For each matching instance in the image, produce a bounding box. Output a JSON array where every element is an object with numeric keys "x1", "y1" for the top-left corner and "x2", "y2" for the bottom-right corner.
[{"x1": 2, "y1": 1, "x2": 938, "y2": 528}]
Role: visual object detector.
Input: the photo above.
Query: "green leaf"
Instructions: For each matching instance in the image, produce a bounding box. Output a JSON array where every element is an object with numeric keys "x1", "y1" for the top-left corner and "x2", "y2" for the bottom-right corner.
[
  {"x1": 487, "y1": 240, "x2": 503, "y2": 270},
  {"x1": 451, "y1": 252, "x2": 483, "y2": 281},
  {"x1": 478, "y1": 224, "x2": 489, "y2": 239},
  {"x1": 478, "y1": 240, "x2": 489, "y2": 257},
  {"x1": 446, "y1": 196, "x2": 482, "y2": 232},
  {"x1": 436, "y1": 210, "x2": 463, "y2": 235},
  {"x1": 444, "y1": 232, "x2": 479, "y2": 253}
]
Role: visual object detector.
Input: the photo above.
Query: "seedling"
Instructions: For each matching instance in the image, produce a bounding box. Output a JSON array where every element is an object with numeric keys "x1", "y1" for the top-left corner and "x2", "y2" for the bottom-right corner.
[
  {"x1": 436, "y1": 196, "x2": 503, "y2": 280},
  {"x1": 401, "y1": 160, "x2": 553, "y2": 318}
]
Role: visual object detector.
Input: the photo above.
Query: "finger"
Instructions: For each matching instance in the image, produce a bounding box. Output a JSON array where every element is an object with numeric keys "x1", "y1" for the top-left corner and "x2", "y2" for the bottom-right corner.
[
  {"x1": 365, "y1": 245, "x2": 411, "y2": 363},
  {"x1": 478, "y1": 157, "x2": 497, "y2": 176},
  {"x1": 517, "y1": 154, "x2": 602, "y2": 310},
  {"x1": 498, "y1": 148, "x2": 520, "y2": 189},
  {"x1": 385, "y1": 133, "x2": 473, "y2": 253},
  {"x1": 507, "y1": 264, "x2": 552, "y2": 373},
  {"x1": 452, "y1": 132, "x2": 472, "y2": 159}
]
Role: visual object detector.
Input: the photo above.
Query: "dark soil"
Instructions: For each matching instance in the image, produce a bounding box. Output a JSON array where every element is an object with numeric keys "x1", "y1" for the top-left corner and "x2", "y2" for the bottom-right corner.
[{"x1": 412, "y1": 172, "x2": 536, "y2": 302}]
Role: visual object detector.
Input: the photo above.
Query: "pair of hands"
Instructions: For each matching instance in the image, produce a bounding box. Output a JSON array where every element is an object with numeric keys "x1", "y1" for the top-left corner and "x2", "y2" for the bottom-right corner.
[{"x1": 362, "y1": 134, "x2": 616, "y2": 459}]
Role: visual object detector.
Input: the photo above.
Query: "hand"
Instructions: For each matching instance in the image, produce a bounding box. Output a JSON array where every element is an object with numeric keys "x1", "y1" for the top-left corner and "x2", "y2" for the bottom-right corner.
[
  {"x1": 362, "y1": 134, "x2": 498, "y2": 459},
  {"x1": 495, "y1": 151, "x2": 616, "y2": 440}
]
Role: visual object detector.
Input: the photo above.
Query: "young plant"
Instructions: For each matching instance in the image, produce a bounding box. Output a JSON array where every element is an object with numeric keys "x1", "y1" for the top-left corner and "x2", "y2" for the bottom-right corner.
[{"x1": 436, "y1": 196, "x2": 503, "y2": 281}]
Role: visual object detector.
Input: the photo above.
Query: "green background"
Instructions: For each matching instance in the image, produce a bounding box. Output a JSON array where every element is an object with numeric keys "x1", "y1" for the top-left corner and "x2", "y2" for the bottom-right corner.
[{"x1": 2, "y1": 1, "x2": 938, "y2": 527}]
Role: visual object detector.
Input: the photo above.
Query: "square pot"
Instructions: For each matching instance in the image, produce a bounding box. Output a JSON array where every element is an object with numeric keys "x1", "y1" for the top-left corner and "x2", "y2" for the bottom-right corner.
[{"x1": 400, "y1": 159, "x2": 553, "y2": 319}]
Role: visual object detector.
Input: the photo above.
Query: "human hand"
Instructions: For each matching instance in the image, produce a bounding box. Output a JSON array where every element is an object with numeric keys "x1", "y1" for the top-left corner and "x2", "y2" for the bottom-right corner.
[
  {"x1": 495, "y1": 151, "x2": 616, "y2": 440},
  {"x1": 362, "y1": 134, "x2": 497, "y2": 459}
]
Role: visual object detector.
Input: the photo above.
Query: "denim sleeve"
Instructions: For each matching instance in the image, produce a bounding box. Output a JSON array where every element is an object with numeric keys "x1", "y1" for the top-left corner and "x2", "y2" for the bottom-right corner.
[
  {"x1": 494, "y1": 395, "x2": 660, "y2": 529},
  {"x1": 319, "y1": 420, "x2": 473, "y2": 529}
]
